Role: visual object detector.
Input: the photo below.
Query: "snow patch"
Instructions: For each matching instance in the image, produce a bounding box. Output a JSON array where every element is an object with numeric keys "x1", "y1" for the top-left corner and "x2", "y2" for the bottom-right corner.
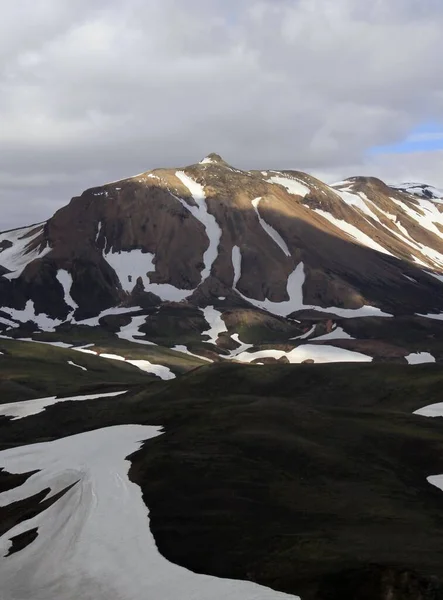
[
  {"x1": 0, "y1": 224, "x2": 50, "y2": 280},
  {"x1": 76, "y1": 306, "x2": 143, "y2": 327},
  {"x1": 252, "y1": 198, "x2": 291, "y2": 257},
  {"x1": 314, "y1": 327, "x2": 354, "y2": 341},
  {"x1": 56, "y1": 270, "x2": 77, "y2": 311},
  {"x1": 0, "y1": 390, "x2": 126, "y2": 421},
  {"x1": 2, "y1": 300, "x2": 61, "y2": 332},
  {"x1": 314, "y1": 209, "x2": 393, "y2": 256},
  {"x1": 126, "y1": 359, "x2": 175, "y2": 380},
  {"x1": 202, "y1": 307, "x2": 228, "y2": 344},
  {"x1": 105, "y1": 249, "x2": 192, "y2": 302},
  {"x1": 414, "y1": 403, "x2": 443, "y2": 417},
  {"x1": 117, "y1": 315, "x2": 156, "y2": 346},
  {"x1": 172, "y1": 345, "x2": 213, "y2": 363},
  {"x1": 175, "y1": 171, "x2": 222, "y2": 282},
  {"x1": 291, "y1": 325, "x2": 316, "y2": 340},
  {"x1": 235, "y1": 344, "x2": 372, "y2": 364},
  {"x1": 234, "y1": 259, "x2": 392, "y2": 319},
  {"x1": 72, "y1": 343, "x2": 175, "y2": 380},
  {"x1": 269, "y1": 175, "x2": 310, "y2": 198},
  {"x1": 405, "y1": 352, "x2": 436, "y2": 365},
  {"x1": 67, "y1": 360, "x2": 87, "y2": 371},
  {"x1": 232, "y1": 245, "x2": 242, "y2": 288}
]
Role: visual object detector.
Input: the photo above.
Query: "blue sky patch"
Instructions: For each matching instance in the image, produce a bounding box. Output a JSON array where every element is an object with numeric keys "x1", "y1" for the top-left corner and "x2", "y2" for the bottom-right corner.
[{"x1": 368, "y1": 121, "x2": 443, "y2": 155}]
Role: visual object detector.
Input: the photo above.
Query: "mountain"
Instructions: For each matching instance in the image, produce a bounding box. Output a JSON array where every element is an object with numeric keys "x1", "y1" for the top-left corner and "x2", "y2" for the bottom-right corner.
[
  {"x1": 391, "y1": 182, "x2": 443, "y2": 200},
  {"x1": 2, "y1": 154, "x2": 443, "y2": 371},
  {"x1": 4, "y1": 157, "x2": 443, "y2": 599}
]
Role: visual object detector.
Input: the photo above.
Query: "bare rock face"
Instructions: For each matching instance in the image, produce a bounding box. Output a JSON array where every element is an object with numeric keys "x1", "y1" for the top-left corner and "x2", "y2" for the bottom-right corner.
[{"x1": 2, "y1": 156, "x2": 443, "y2": 327}]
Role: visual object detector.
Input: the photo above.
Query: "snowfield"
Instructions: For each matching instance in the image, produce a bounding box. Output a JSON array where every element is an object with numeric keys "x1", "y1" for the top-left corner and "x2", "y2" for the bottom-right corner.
[
  {"x1": 0, "y1": 426, "x2": 300, "y2": 600},
  {"x1": 268, "y1": 175, "x2": 310, "y2": 198},
  {"x1": 0, "y1": 390, "x2": 126, "y2": 421}
]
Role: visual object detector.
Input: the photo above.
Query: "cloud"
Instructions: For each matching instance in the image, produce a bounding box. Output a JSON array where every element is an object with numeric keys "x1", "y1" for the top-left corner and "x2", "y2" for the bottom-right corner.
[{"x1": 1, "y1": 0, "x2": 443, "y2": 228}]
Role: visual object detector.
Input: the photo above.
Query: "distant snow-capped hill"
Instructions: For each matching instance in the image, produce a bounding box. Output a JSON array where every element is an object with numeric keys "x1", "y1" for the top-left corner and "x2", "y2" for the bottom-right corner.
[{"x1": 390, "y1": 182, "x2": 443, "y2": 200}]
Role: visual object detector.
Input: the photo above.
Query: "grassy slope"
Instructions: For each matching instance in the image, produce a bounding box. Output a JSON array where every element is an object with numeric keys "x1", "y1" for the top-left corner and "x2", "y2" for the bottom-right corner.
[
  {"x1": 24, "y1": 326, "x2": 208, "y2": 373},
  {"x1": 0, "y1": 338, "x2": 153, "y2": 402},
  {"x1": 2, "y1": 363, "x2": 443, "y2": 598}
]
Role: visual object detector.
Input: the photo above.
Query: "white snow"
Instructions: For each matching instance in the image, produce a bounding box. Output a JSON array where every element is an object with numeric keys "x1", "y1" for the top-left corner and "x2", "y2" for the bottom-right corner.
[
  {"x1": 0, "y1": 224, "x2": 50, "y2": 280},
  {"x1": 175, "y1": 171, "x2": 222, "y2": 282},
  {"x1": 105, "y1": 249, "x2": 192, "y2": 302},
  {"x1": 416, "y1": 312, "x2": 443, "y2": 321},
  {"x1": 0, "y1": 390, "x2": 126, "y2": 421},
  {"x1": 105, "y1": 249, "x2": 154, "y2": 293},
  {"x1": 18, "y1": 338, "x2": 73, "y2": 349},
  {"x1": 252, "y1": 198, "x2": 291, "y2": 257},
  {"x1": 67, "y1": 360, "x2": 87, "y2": 371},
  {"x1": 202, "y1": 307, "x2": 228, "y2": 344},
  {"x1": 126, "y1": 359, "x2": 175, "y2": 380},
  {"x1": 232, "y1": 245, "x2": 242, "y2": 288},
  {"x1": 76, "y1": 306, "x2": 143, "y2": 327},
  {"x1": 0, "y1": 425, "x2": 299, "y2": 600},
  {"x1": 291, "y1": 325, "x2": 316, "y2": 340},
  {"x1": 74, "y1": 348, "x2": 98, "y2": 356},
  {"x1": 2, "y1": 301, "x2": 62, "y2": 332},
  {"x1": 172, "y1": 345, "x2": 213, "y2": 362},
  {"x1": 117, "y1": 315, "x2": 156, "y2": 346},
  {"x1": 405, "y1": 352, "x2": 436, "y2": 365},
  {"x1": 0, "y1": 316, "x2": 16, "y2": 327},
  {"x1": 426, "y1": 475, "x2": 443, "y2": 493},
  {"x1": 229, "y1": 333, "x2": 254, "y2": 356},
  {"x1": 391, "y1": 197, "x2": 443, "y2": 242},
  {"x1": 72, "y1": 344, "x2": 176, "y2": 380},
  {"x1": 56, "y1": 270, "x2": 77, "y2": 311},
  {"x1": 234, "y1": 260, "x2": 392, "y2": 319},
  {"x1": 199, "y1": 156, "x2": 216, "y2": 165},
  {"x1": 332, "y1": 188, "x2": 381, "y2": 222},
  {"x1": 313, "y1": 327, "x2": 354, "y2": 341},
  {"x1": 100, "y1": 353, "x2": 126, "y2": 361},
  {"x1": 234, "y1": 344, "x2": 372, "y2": 364},
  {"x1": 269, "y1": 176, "x2": 310, "y2": 198},
  {"x1": 414, "y1": 403, "x2": 443, "y2": 417},
  {"x1": 395, "y1": 183, "x2": 443, "y2": 200},
  {"x1": 314, "y1": 209, "x2": 393, "y2": 256}
]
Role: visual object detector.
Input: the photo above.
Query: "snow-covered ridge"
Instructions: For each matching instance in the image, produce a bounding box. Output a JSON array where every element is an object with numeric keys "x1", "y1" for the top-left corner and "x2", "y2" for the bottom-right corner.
[{"x1": 393, "y1": 182, "x2": 443, "y2": 200}]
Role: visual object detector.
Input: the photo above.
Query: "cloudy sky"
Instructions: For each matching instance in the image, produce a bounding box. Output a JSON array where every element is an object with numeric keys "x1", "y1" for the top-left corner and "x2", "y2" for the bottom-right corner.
[{"x1": 2, "y1": 0, "x2": 443, "y2": 229}]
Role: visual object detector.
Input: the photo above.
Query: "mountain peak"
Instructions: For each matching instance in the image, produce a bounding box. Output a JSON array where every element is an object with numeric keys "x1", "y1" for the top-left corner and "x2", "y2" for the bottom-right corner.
[{"x1": 199, "y1": 153, "x2": 228, "y2": 166}]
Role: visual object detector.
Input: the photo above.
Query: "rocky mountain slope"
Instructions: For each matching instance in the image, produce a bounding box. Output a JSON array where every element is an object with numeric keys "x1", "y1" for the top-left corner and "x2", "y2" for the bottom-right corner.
[
  {"x1": 2, "y1": 154, "x2": 443, "y2": 372},
  {"x1": 4, "y1": 157, "x2": 443, "y2": 599}
]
